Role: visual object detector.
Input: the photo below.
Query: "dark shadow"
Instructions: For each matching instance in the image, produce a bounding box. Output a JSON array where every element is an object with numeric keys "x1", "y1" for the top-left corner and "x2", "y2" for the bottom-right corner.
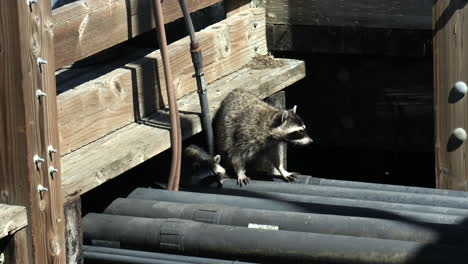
[
  {"x1": 447, "y1": 134, "x2": 464, "y2": 152},
  {"x1": 448, "y1": 85, "x2": 466, "y2": 104},
  {"x1": 123, "y1": 57, "x2": 163, "y2": 122},
  {"x1": 433, "y1": 0, "x2": 468, "y2": 35}
]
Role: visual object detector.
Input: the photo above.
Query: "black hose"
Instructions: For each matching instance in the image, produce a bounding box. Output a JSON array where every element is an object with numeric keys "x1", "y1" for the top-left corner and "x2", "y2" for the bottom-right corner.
[
  {"x1": 104, "y1": 198, "x2": 468, "y2": 245},
  {"x1": 193, "y1": 178, "x2": 468, "y2": 209},
  {"x1": 271, "y1": 174, "x2": 468, "y2": 198},
  {"x1": 178, "y1": 0, "x2": 214, "y2": 155},
  {"x1": 127, "y1": 188, "x2": 464, "y2": 224},
  {"x1": 83, "y1": 213, "x2": 468, "y2": 264},
  {"x1": 84, "y1": 245, "x2": 255, "y2": 264},
  {"x1": 185, "y1": 186, "x2": 468, "y2": 216},
  {"x1": 84, "y1": 251, "x2": 191, "y2": 264}
]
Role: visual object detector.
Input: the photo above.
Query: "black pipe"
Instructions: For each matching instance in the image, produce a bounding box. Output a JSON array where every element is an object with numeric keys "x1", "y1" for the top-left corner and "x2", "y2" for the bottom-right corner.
[
  {"x1": 84, "y1": 245, "x2": 255, "y2": 264},
  {"x1": 128, "y1": 189, "x2": 465, "y2": 224},
  {"x1": 185, "y1": 185, "x2": 468, "y2": 216},
  {"x1": 177, "y1": 0, "x2": 214, "y2": 155},
  {"x1": 104, "y1": 198, "x2": 468, "y2": 245},
  {"x1": 83, "y1": 213, "x2": 467, "y2": 264},
  {"x1": 271, "y1": 174, "x2": 468, "y2": 198},
  {"x1": 195, "y1": 178, "x2": 468, "y2": 209},
  {"x1": 84, "y1": 251, "x2": 190, "y2": 264}
]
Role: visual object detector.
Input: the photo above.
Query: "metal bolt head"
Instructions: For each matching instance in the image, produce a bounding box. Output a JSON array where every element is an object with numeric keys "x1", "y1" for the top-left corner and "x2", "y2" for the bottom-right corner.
[
  {"x1": 36, "y1": 89, "x2": 47, "y2": 98},
  {"x1": 49, "y1": 166, "x2": 59, "y2": 175},
  {"x1": 453, "y1": 128, "x2": 467, "y2": 142},
  {"x1": 27, "y1": 0, "x2": 38, "y2": 6},
  {"x1": 36, "y1": 57, "x2": 48, "y2": 65},
  {"x1": 33, "y1": 154, "x2": 45, "y2": 163},
  {"x1": 48, "y1": 145, "x2": 58, "y2": 154},
  {"x1": 37, "y1": 184, "x2": 49, "y2": 192},
  {"x1": 455, "y1": 81, "x2": 468, "y2": 95}
]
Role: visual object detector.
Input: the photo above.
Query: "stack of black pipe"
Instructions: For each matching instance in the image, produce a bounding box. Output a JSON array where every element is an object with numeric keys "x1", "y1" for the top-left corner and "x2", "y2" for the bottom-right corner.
[{"x1": 83, "y1": 175, "x2": 468, "y2": 264}]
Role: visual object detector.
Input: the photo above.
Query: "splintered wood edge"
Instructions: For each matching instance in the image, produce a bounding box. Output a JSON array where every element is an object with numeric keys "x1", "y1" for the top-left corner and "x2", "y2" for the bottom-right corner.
[
  {"x1": 61, "y1": 58, "x2": 306, "y2": 202},
  {"x1": 0, "y1": 204, "x2": 27, "y2": 239}
]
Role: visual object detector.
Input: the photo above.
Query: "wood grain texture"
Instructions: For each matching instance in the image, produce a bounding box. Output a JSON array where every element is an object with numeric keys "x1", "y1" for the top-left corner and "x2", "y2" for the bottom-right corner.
[
  {"x1": 64, "y1": 199, "x2": 83, "y2": 264},
  {"x1": 52, "y1": 0, "x2": 220, "y2": 69},
  {"x1": 57, "y1": 8, "x2": 267, "y2": 155},
  {"x1": 61, "y1": 58, "x2": 305, "y2": 202},
  {"x1": 0, "y1": 205, "x2": 27, "y2": 239},
  {"x1": 266, "y1": 0, "x2": 432, "y2": 30},
  {"x1": 0, "y1": 0, "x2": 66, "y2": 263},
  {"x1": 433, "y1": 1, "x2": 468, "y2": 191}
]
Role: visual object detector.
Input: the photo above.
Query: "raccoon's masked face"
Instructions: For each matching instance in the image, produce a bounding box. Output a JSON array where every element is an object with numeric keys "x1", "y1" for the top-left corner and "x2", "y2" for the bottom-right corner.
[{"x1": 274, "y1": 105, "x2": 313, "y2": 145}]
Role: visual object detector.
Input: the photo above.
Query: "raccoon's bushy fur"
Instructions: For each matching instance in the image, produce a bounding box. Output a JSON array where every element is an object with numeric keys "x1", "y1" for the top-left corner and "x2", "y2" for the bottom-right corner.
[{"x1": 214, "y1": 88, "x2": 312, "y2": 185}]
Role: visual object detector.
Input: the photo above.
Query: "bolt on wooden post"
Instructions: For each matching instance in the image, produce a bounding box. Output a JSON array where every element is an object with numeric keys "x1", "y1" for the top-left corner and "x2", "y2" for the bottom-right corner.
[
  {"x1": 0, "y1": 0, "x2": 66, "y2": 263},
  {"x1": 433, "y1": 1, "x2": 468, "y2": 190}
]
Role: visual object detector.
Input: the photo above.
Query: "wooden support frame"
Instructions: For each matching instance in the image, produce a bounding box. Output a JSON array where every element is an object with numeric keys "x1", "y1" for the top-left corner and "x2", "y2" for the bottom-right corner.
[
  {"x1": 433, "y1": 1, "x2": 468, "y2": 190},
  {"x1": 0, "y1": 0, "x2": 66, "y2": 263},
  {"x1": 56, "y1": 8, "x2": 267, "y2": 155},
  {"x1": 52, "y1": 0, "x2": 220, "y2": 69}
]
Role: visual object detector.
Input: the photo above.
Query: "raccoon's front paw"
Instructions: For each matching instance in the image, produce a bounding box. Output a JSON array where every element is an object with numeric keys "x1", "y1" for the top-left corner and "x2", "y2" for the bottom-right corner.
[
  {"x1": 237, "y1": 175, "x2": 251, "y2": 186},
  {"x1": 281, "y1": 171, "x2": 299, "y2": 182}
]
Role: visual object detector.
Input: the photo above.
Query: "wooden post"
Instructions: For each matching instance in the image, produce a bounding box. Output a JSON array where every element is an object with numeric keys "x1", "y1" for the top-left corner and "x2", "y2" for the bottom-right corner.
[
  {"x1": 0, "y1": 0, "x2": 66, "y2": 263},
  {"x1": 265, "y1": 91, "x2": 287, "y2": 169},
  {"x1": 433, "y1": 1, "x2": 468, "y2": 190},
  {"x1": 65, "y1": 198, "x2": 83, "y2": 264}
]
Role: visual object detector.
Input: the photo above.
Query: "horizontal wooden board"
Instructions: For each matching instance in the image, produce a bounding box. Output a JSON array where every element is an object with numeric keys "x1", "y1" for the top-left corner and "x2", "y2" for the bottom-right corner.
[
  {"x1": 266, "y1": 0, "x2": 432, "y2": 30},
  {"x1": 57, "y1": 8, "x2": 267, "y2": 155},
  {"x1": 267, "y1": 24, "x2": 432, "y2": 57},
  {"x1": 0, "y1": 204, "x2": 27, "y2": 239},
  {"x1": 52, "y1": 0, "x2": 220, "y2": 68},
  {"x1": 61, "y1": 58, "x2": 306, "y2": 202}
]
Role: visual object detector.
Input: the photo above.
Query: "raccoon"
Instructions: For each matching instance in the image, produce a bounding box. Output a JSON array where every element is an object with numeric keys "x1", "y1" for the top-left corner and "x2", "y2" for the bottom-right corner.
[
  {"x1": 214, "y1": 88, "x2": 313, "y2": 185},
  {"x1": 182, "y1": 144, "x2": 226, "y2": 185}
]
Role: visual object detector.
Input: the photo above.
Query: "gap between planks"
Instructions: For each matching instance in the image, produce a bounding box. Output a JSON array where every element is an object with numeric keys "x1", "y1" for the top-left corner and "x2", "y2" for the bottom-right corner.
[{"x1": 61, "y1": 58, "x2": 306, "y2": 202}]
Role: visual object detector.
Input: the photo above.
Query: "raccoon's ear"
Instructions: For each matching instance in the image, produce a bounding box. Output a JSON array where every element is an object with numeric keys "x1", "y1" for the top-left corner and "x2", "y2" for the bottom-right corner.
[
  {"x1": 290, "y1": 105, "x2": 297, "y2": 114},
  {"x1": 213, "y1": 155, "x2": 221, "y2": 164}
]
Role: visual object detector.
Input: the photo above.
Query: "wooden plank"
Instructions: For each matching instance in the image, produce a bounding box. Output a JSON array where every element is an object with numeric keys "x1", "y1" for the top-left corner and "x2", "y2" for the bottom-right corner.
[
  {"x1": 52, "y1": 0, "x2": 220, "y2": 69},
  {"x1": 267, "y1": 24, "x2": 432, "y2": 57},
  {"x1": 64, "y1": 199, "x2": 83, "y2": 264},
  {"x1": 433, "y1": 1, "x2": 468, "y2": 191},
  {"x1": 61, "y1": 58, "x2": 305, "y2": 202},
  {"x1": 57, "y1": 8, "x2": 267, "y2": 155},
  {"x1": 266, "y1": 0, "x2": 432, "y2": 30},
  {"x1": 0, "y1": 205, "x2": 27, "y2": 239},
  {"x1": 2, "y1": 228, "x2": 30, "y2": 264},
  {"x1": 0, "y1": 0, "x2": 66, "y2": 263}
]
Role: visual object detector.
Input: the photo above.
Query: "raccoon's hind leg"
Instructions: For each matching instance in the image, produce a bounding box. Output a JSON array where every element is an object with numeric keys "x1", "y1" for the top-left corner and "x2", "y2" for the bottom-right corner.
[{"x1": 231, "y1": 156, "x2": 250, "y2": 186}]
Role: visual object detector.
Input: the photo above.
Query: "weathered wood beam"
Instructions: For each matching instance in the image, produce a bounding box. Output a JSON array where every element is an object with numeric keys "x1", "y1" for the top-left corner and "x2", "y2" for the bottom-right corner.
[
  {"x1": 64, "y1": 198, "x2": 83, "y2": 264},
  {"x1": 52, "y1": 0, "x2": 220, "y2": 69},
  {"x1": 0, "y1": 0, "x2": 66, "y2": 263},
  {"x1": 266, "y1": 0, "x2": 432, "y2": 30},
  {"x1": 61, "y1": 58, "x2": 305, "y2": 202},
  {"x1": 0, "y1": 205, "x2": 27, "y2": 240},
  {"x1": 57, "y1": 8, "x2": 267, "y2": 155},
  {"x1": 433, "y1": 1, "x2": 468, "y2": 191}
]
